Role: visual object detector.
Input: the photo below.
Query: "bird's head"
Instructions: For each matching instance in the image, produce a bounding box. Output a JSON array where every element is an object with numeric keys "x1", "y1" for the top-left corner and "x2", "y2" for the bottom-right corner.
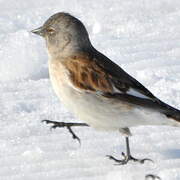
[{"x1": 31, "y1": 12, "x2": 92, "y2": 58}]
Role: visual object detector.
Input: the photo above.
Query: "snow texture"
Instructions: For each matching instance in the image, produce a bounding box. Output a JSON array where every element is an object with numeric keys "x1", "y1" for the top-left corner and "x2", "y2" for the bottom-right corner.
[{"x1": 0, "y1": 0, "x2": 180, "y2": 180}]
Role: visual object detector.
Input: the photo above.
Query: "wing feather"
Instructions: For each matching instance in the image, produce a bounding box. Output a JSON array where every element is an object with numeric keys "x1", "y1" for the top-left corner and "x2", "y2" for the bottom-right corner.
[
  {"x1": 91, "y1": 50, "x2": 180, "y2": 122},
  {"x1": 63, "y1": 53, "x2": 157, "y2": 101},
  {"x1": 63, "y1": 55, "x2": 113, "y2": 93},
  {"x1": 61, "y1": 52, "x2": 180, "y2": 122},
  {"x1": 92, "y1": 50, "x2": 157, "y2": 99}
]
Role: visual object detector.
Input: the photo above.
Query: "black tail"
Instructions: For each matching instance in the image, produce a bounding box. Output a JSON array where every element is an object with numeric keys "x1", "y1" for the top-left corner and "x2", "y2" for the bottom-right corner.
[
  {"x1": 159, "y1": 100, "x2": 180, "y2": 123},
  {"x1": 106, "y1": 93, "x2": 180, "y2": 123},
  {"x1": 164, "y1": 109, "x2": 180, "y2": 122}
]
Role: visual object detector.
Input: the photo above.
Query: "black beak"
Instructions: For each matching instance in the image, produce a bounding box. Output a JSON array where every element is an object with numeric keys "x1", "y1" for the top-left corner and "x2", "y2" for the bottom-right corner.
[{"x1": 31, "y1": 26, "x2": 45, "y2": 36}]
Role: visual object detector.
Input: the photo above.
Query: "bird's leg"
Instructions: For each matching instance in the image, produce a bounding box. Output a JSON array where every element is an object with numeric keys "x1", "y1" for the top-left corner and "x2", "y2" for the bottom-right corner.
[
  {"x1": 42, "y1": 120, "x2": 89, "y2": 144},
  {"x1": 107, "y1": 137, "x2": 153, "y2": 165}
]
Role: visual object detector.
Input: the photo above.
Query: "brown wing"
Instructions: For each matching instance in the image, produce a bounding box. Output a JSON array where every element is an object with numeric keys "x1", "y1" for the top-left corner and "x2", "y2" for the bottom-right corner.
[
  {"x1": 63, "y1": 53, "x2": 156, "y2": 99},
  {"x1": 63, "y1": 55, "x2": 113, "y2": 93},
  {"x1": 62, "y1": 53, "x2": 180, "y2": 123},
  {"x1": 92, "y1": 50, "x2": 157, "y2": 99}
]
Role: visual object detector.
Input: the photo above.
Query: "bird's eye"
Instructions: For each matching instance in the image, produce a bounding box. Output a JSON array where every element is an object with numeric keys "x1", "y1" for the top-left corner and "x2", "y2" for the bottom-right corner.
[{"x1": 47, "y1": 28, "x2": 55, "y2": 35}]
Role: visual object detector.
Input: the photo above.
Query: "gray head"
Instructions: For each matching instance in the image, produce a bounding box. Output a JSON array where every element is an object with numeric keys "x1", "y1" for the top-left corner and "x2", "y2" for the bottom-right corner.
[{"x1": 32, "y1": 12, "x2": 92, "y2": 58}]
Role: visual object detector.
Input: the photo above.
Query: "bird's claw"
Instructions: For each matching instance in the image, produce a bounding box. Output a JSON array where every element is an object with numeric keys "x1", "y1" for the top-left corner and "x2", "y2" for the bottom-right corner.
[
  {"x1": 66, "y1": 126, "x2": 81, "y2": 144},
  {"x1": 42, "y1": 120, "x2": 81, "y2": 144},
  {"x1": 145, "y1": 174, "x2": 161, "y2": 180},
  {"x1": 106, "y1": 153, "x2": 153, "y2": 165}
]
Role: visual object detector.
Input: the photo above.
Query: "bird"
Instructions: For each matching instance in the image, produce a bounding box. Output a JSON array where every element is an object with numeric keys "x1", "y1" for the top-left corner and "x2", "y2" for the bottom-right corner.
[{"x1": 31, "y1": 12, "x2": 180, "y2": 165}]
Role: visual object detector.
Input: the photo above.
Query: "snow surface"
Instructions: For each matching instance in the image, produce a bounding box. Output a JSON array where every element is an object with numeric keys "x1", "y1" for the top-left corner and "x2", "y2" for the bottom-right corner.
[{"x1": 0, "y1": 0, "x2": 180, "y2": 179}]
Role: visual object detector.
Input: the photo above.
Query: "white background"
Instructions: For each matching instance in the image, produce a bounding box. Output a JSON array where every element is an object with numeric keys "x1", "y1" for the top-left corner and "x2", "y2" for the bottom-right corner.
[{"x1": 0, "y1": 0, "x2": 180, "y2": 179}]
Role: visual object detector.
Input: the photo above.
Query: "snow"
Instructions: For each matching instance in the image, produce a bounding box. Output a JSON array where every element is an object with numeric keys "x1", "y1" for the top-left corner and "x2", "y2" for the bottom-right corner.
[{"x1": 0, "y1": 0, "x2": 180, "y2": 179}]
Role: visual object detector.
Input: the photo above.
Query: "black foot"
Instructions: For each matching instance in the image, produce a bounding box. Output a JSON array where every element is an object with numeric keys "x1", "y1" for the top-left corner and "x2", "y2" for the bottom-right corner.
[
  {"x1": 145, "y1": 174, "x2": 161, "y2": 180},
  {"x1": 106, "y1": 152, "x2": 153, "y2": 165},
  {"x1": 42, "y1": 120, "x2": 88, "y2": 144}
]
